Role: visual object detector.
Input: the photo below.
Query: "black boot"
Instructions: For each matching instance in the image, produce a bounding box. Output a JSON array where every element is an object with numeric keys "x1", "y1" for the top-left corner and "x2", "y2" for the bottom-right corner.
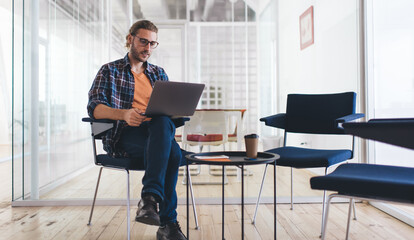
[
  {"x1": 157, "y1": 221, "x2": 187, "y2": 240},
  {"x1": 135, "y1": 194, "x2": 160, "y2": 226}
]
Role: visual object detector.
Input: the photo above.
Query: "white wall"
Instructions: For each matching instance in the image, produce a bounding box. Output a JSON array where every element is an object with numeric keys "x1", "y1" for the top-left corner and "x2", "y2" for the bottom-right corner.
[
  {"x1": 279, "y1": 0, "x2": 359, "y2": 98},
  {"x1": 277, "y1": 0, "x2": 361, "y2": 163}
]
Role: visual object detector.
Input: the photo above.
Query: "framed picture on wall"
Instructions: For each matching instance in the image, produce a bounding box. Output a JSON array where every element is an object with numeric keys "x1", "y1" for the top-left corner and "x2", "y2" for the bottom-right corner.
[{"x1": 300, "y1": 6, "x2": 314, "y2": 50}]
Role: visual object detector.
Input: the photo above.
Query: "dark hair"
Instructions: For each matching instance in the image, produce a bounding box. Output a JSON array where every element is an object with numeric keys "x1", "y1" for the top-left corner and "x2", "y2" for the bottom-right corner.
[{"x1": 125, "y1": 20, "x2": 158, "y2": 48}]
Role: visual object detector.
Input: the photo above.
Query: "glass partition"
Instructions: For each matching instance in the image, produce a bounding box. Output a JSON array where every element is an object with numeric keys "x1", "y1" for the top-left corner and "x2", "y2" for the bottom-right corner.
[
  {"x1": 0, "y1": 0, "x2": 14, "y2": 202},
  {"x1": 151, "y1": 26, "x2": 185, "y2": 82},
  {"x1": 11, "y1": 0, "x2": 113, "y2": 201},
  {"x1": 366, "y1": 0, "x2": 414, "y2": 225},
  {"x1": 9, "y1": 0, "x2": 276, "y2": 204},
  {"x1": 367, "y1": 0, "x2": 414, "y2": 168}
]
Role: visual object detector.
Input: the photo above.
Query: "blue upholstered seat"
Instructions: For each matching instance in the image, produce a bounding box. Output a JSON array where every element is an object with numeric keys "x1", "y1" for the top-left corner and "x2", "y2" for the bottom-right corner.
[
  {"x1": 311, "y1": 163, "x2": 414, "y2": 203},
  {"x1": 96, "y1": 154, "x2": 145, "y2": 170},
  {"x1": 96, "y1": 153, "x2": 192, "y2": 171},
  {"x1": 267, "y1": 147, "x2": 352, "y2": 168}
]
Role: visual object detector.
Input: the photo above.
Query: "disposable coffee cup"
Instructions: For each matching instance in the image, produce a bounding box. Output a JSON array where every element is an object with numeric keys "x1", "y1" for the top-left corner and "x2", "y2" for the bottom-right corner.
[{"x1": 244, "y1": 134, "x2": 259, "y2": 159}]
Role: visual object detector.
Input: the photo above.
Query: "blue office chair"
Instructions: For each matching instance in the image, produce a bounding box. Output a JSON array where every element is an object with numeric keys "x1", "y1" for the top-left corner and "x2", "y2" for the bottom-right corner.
[
  {"x1": 252, "y1": 92, "x2": 364, "y2": 235},
  {"x1": 311, "y1": 118, "x2": 414, "y2": 240},
  {"x1": 83, "y1": 117, "x2": 199, "y2": 240}
]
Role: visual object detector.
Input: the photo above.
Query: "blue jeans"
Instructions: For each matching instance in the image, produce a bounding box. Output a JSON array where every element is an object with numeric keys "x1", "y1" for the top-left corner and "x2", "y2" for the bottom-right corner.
[{"x1": 118, "y1": 116, "x2": 189, "y2": 225}]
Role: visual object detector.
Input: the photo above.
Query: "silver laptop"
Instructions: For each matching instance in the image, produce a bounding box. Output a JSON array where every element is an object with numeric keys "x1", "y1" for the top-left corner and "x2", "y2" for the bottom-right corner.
[{"x1": 144, "y1": 81, "x2": 205, "y2": 117}]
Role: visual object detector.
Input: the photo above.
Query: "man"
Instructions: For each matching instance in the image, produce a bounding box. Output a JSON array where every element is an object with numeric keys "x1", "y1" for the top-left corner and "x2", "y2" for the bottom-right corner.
[{"x1": 87, "y1": 20, "x2": 187, "y2": 240}]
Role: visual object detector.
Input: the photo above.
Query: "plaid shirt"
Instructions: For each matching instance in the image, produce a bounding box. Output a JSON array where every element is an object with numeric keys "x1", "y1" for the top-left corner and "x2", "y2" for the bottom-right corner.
[{"x1": 87, "y1": 54, "x2": 169, "y2": 156}]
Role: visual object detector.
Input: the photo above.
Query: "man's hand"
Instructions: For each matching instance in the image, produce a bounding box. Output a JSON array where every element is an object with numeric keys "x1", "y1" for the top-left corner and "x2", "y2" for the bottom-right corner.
[
  {"x1": 93, "y1": 104, "x2": 146, "y2": 126},
  {"x1": 124, "y1": 108, "x2": 146, "y2": 126}
]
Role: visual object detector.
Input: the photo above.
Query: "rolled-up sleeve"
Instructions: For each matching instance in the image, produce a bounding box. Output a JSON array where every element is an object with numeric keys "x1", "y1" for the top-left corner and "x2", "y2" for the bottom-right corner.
[{"x1": 87, "y1": 65, "x2": 111, "y2": 118}]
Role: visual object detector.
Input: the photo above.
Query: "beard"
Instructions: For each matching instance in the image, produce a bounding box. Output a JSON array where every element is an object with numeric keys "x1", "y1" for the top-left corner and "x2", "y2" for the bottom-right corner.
[{"x1": 130, "y1": 42, "x2": 151, "y2": 63}]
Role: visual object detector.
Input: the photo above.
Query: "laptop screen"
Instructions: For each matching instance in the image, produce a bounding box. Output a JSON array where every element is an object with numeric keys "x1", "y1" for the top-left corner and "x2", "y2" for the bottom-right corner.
[{"x1": 144, "y1": 81, "x2": 205, "y2": 117}]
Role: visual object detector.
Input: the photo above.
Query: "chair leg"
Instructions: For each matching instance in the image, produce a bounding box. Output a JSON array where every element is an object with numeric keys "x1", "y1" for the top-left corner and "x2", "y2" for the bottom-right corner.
[
  {"x1": 320, "y1": 190, "x2": 327, "y2": 237},
  {"x1": 320, "y1": 167, "x2": 329, "y2": 237},
  {"x1": 181, "y1": 166, "x2": 187, "y2": 185},
  {"x1": 223, "y1": 167, "x2": 228, "y2": 184},
  {"x1": 321, "y1": 194, "x2": 335, "y2": 240},
  {"x1": 252, "y1": 164, "x2": 269, "y2": 224},
  {"x1": 345, "y1": 198, "x2": 354, "y2": 240},
  {"x1": 88, "y1": 167, "x2": 103, "y2": 226},
  {"x1": 187, "y1": 172, "x2": 199, "y2": 229},
  {"x1": 290, "y1": 168, "x2": 294, "y2": 210},
  {"x1": 352, "y1": 199, "x2": 357, "y2": 220},
  {"x1": 125, "y1": 170, "x2": 131, "y2": 240},
  {"x1": 222, "y1": 144, "x2": 229, "y2": 183}
]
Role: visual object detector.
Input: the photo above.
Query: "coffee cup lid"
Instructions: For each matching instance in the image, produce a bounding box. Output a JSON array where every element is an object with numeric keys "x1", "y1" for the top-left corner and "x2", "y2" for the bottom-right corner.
[{"x1": 244, "y1": 133, "x2": 259, "y2": 138}]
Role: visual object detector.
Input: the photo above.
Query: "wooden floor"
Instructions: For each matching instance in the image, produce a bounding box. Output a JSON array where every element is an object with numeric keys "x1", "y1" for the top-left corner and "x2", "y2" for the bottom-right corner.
[
  {"x1": 0, "y1": 201, "x2": 413, "y2": 239},
  {"x1": 37, "y1": 164, "x2": 322, "y2": 200},
  {"x1": 2, "y1": 151, "x2": 414, "y2": 239}
]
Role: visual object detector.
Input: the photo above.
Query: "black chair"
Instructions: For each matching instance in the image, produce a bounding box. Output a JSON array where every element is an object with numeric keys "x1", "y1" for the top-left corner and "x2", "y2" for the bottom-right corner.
[
  {"x1": 83, "y1": 117, "x2": 199, "y2": 240},
  {"x1": 311, "y1": 118, "x2": 414, "y2": 240},
  {"x1": 252, "y1": 92, "x2": 364, "y2": 235}
]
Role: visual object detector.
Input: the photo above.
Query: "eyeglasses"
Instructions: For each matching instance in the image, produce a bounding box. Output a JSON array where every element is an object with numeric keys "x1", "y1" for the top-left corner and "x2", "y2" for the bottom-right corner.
[{"x1": 135, "y1": 36, "x2": 159, "y2": 49}]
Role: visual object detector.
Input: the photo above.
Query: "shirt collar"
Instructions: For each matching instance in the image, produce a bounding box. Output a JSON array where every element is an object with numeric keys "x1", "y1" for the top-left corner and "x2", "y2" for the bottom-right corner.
[
  {"x1": 123, "y1": 53, "x2": 130, "y2": 67},
  {"x1": 124, "y1": 53, "x2": 154, "y2": 74}
]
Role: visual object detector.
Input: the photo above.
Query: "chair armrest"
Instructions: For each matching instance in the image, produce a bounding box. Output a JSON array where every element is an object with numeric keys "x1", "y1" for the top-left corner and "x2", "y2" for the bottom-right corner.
[
  {"x1": 260, "y1": 113, "x2": 286, "y2": 129},
  {"x1": 343, "y1": 118, "x2": 414, "y2": 150},
  {"x1": 83, "y1": 117, "x2": 188, "y2": 129},
  {"x1": 82, "y1": 117, "x2": 115, "y2": 137},
  {"x1": 336, "y1": 113, "x2": 365, "y2": 124},
  {"x1": 172, "y1": 117, "x2": 190, "y2": 128},
  {"x1": 82, "y1": 117, "x2": 116, "y2": 124},
  {"x1": 368, "y1": 118, "x2": 414, "y2": 123}
]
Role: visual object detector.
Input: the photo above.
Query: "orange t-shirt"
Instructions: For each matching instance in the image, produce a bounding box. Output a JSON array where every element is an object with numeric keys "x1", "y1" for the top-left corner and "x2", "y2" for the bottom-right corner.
[{"x1": 131, "y1": 71, "x2": 153, "y2": 120}]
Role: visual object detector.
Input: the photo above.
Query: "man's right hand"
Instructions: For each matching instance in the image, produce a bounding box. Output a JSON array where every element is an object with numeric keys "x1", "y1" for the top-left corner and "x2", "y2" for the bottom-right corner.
[{"x1": 123, "y1": 108, "x2": 146, "y2": 127}]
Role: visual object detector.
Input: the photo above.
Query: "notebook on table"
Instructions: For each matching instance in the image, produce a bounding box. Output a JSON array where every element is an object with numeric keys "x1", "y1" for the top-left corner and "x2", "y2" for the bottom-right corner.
[{"x1": 144, "y1": 81, "x2": 205, "y2": 117}]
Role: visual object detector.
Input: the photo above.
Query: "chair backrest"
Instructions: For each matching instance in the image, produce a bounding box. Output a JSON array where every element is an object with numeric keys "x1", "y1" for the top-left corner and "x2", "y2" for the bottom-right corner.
[
  {"x1": 285, "y1": 92, "x2": 356, "y2": 135},
  {"x1": 195, "y1": 108, "x2": 245, "y2": 138},
  {"x1": 228, "y1": 109, "x2": 246, "y2": 138},
  {"x1": 183, "y1": 110, "x2": 228, "y2": 144}
]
